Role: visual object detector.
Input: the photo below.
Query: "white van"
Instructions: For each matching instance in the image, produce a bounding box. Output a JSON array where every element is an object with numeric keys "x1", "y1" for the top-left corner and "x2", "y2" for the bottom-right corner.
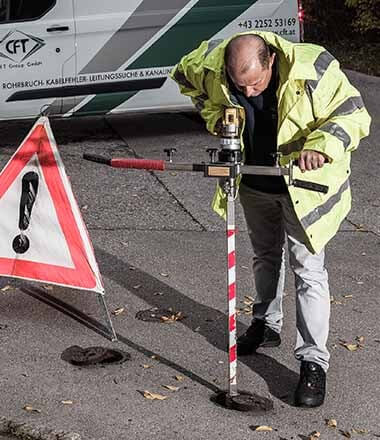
[{"x1": 0, "y1": 0, "x2": 303, "y2": 120}]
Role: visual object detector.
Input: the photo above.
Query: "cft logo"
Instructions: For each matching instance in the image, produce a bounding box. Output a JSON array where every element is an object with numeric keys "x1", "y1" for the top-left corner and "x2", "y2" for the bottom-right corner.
[{"x1": 0, "y1": 30, "x2": 45, "y2": 63}]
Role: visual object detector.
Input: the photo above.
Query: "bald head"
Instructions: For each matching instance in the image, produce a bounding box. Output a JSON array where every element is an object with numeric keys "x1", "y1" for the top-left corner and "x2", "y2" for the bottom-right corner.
[
  {"x1": 224, "y1": 34, "x2": 275, "y2": 98},
  {"x1": 224, "y1": 34, "x2": 271, "y2": 76}
]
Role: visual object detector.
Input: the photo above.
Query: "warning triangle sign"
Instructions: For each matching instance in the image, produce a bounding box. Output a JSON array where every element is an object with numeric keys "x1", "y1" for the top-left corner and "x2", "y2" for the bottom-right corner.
[{"x1": 0, "y1": 116, "x2": 104, "y2": 293}]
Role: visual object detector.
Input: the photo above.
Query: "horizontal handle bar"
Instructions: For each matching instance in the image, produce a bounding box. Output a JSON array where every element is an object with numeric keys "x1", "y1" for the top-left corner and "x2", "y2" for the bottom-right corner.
[{"x1": 292, "y1": 179, "x2": 329, "y2": 194}]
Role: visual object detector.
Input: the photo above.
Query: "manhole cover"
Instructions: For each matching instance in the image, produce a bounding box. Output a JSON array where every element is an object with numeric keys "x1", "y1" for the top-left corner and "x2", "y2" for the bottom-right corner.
[
  {"x1": 61, "y1": 345, "x2": 131, "y2": 366},
  {"x1": 135, "y1": 307, "x2": 185, "y2": 323},
  {"x1": 212, "y1": 390, "x2": 274, "y2": 412}
]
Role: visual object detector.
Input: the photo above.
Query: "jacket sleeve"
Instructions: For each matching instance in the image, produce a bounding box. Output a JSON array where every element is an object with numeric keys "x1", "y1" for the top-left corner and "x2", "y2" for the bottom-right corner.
[
  {"x1": 303, "y1": 59, "x2": 371, "y2": 162},
  {"x1": 170, "y1": 42, "x2": 224, "y2": 135}
]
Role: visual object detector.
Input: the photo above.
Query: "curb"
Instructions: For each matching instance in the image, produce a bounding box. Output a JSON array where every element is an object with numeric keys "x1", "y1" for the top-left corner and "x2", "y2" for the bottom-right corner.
[{"x1": 0, "y1": 417, "x2": 81, "y2": 440}]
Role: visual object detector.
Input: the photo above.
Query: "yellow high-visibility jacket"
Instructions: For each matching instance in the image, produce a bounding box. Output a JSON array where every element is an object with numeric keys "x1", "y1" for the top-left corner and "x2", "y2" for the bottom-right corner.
[{"x1": 170, "y1": 31, "x2": 371, "y2": 254}]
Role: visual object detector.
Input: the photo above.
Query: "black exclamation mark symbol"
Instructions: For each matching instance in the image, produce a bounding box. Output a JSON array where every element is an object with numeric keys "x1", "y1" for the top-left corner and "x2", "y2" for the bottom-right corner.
[{"x1": 12, "y1": 171, "x2": 39, "y2": 254}]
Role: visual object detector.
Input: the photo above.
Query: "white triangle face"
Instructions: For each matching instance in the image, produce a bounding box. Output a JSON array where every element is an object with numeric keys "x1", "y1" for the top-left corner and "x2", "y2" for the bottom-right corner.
[
  {"x1": 0, "y1": 117, "x2": 103, "y2": 293},
  {"x1": 0, "y1": 153, "x2": 74, "y2": 267}
]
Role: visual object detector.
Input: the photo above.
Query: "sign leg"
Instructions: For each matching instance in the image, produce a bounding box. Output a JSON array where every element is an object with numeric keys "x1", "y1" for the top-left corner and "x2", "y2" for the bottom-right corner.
[{"x1": 97, "y1": 294, "x2": 118, "y2": 342}]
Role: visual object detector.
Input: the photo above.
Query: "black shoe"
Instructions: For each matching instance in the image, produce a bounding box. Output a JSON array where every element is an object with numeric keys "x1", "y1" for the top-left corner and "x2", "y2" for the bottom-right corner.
[
  {"x1": 294, "y1": 361, "x2": 326, "y2": 408},
  {"x1": 237, "y1": 319, "x2": 281, "y2": 356}
]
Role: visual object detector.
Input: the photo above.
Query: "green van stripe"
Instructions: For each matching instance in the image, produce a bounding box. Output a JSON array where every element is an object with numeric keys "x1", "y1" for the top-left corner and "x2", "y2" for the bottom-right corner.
[
  {"x1": 76, "y1": 0, "x2": 258, "y2": 115},
  {"x1": 76, "y1": 92, "x2": 137, "y2": 115}
]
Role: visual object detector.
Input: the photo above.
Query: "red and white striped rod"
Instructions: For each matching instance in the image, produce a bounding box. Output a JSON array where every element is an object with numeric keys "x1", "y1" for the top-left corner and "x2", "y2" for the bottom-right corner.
[{"x1": 227, "y1": 192, "x2": 238, "y2": 397}]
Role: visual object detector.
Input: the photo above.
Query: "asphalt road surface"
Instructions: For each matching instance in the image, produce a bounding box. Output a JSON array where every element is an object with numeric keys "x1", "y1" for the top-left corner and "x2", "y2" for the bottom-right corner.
[{"x1": 0, "y1": 71, "x2": 379, "y2": 440}]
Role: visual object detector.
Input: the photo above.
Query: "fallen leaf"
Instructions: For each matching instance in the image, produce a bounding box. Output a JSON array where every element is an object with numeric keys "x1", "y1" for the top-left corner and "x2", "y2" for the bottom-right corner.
[
  {"x1": 160, "y1": 272, "x2": 169, "y2": 277},
  {"x1": 330, "y1": 296, "x2": 343, "y2": 305},
  {"x1": 352, "y1": 428, "x2": 369, "y2": 435},
  {"x1": 175, "y1": 375, "x2": 184, "y2": 382},
  {"x1": 133, "y1": 284, "x2": 142, "y2": 290},
  {"x1": 112, "y1": 307, "x2": 125, "y2": 316},
  {"x1": 340, "y1": 342, "x2": 359, "y2": 351},
  {"x1": 340, "y1": 430, "x2": 352, "y2": 438},
  {"x1": 326, "y1": 418, "x2": 338, "y2": 428},
  {"x1": 61, "y1": 400, "x2": 73, "y2": 405},
  {"x1": 141, "y1": 364, "x2": 152, "y2": 369},
  {"x1": 23, "y1": 405, "x2": 41, "y2": 413},
  {"x1": 254, "y1": 425, "x2": 273, "y2": 432},
  {"x1": 141, "y1": 391, "x2": 167, "y2": 401},
  {"x1": 308, "y1": 432, "x2": 321, "y2": 440},
  {"x1": 162, "y1": 385, "x2": 180, "y2": 392},
  {"x1": 343, "y1": 294, "x2": 353, "y2": 299},
  {"x1": 160, "y1": 311, "x2": 184, "y2": 323},
  {"x1": 1, "y1": 285, "x2": 12, "y2": 292}
]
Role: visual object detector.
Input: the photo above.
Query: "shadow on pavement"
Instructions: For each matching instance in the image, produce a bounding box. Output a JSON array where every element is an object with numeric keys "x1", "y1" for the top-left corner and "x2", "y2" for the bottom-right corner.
[
  {"x1": 96, "y1": 246, "x2": 299, "y2": 405},
  {"x1": 19, "y1": 244, "x2": 299, "y2": 406}
]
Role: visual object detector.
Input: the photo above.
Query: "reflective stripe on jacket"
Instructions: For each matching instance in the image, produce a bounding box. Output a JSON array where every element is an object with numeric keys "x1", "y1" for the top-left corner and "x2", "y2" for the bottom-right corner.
[{"x1": 170, "y1": 31, "x2": 371, "y2": 254}]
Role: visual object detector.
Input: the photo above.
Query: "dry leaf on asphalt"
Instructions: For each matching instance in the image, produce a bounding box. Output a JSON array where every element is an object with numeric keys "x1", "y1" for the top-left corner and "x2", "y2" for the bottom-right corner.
[
  {"x1": 61, "y1": 400, "x2": 73, "y2": 405},
  {"x1": 1, "y1": 285, "x2": 12, "y2": 292},
  {"x1": 326, "y1": 418, "x2": 338, "y2": 428},
  {"x1": 254, "y1": 425, "x2": 273, "y2": 432},
  {"x1": 162, "y1": 385, "x2": 180, "y2": 392},
  {"x1": 340, "y1": 430, "x2": 352, "y2": 438},
  {"x1": 330, "y1": 296, "x2": 343, "y2": 305},
  {"x1": 160, "y1": 311, "x2": 184, "y2": 323},
  {"x1": 141, "y1": 391, "x2": 167, "y2": 401},
  {"x1": 23, "y1": 405, "x2": 41, "y2": 413},
  {"x1": 141, "y1": 364, "x2": 152, "y2": 369},
  {"x1": 175, "y1": 375, "x2": 184, "y2": 382},
  {"x1": 343, "y1": 294, "x2": 353, "y2": 298},
  {"x1": 326, "y1": 419, "x2": 338, "y2": 429},
  {"x1": 308, "y1": 432, "x2": 321, "y2": 440},
  {"x1": 352, "y1": 428, "x2": 369, "y2": 434},
  {"x1": 340, "y1": 342, "x2": 359, "y2": 351},
  {"x1": 112, "y1": 307, "x2": 125, "y2": 316}
]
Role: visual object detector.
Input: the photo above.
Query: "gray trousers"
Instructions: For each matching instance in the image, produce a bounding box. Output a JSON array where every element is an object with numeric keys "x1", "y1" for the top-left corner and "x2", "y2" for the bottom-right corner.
[{"x1": 239, "y1": 184, "x2": 330, "y2": 372}]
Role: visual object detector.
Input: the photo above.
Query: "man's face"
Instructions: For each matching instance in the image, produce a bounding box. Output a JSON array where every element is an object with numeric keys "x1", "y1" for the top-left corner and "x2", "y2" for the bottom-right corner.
[{"x1": 229, "y1": 53, "x2": 275, "y2": 98}]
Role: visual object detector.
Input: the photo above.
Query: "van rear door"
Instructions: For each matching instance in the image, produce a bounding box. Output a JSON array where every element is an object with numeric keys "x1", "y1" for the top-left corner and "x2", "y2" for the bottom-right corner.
[{"x1": 0, "y1": 0, "x2": 76, "y2": 120}]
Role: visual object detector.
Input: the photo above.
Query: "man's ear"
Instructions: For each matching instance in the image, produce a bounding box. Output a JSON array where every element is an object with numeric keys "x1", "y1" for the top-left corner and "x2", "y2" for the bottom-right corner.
[{"x1": 269, "y1": 52, "x2": 276, "y2": 68}]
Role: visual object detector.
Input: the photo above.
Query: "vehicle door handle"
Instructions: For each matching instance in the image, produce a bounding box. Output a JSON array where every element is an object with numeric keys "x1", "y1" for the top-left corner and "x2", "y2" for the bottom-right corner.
[{"x1": 46, "y1": 26, "x2": 69, "y2": 32}]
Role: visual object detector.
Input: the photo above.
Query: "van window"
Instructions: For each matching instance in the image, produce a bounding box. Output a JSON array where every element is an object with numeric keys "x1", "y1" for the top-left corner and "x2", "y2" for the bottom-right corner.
[{"x1": 0, "y1": 0, "x2": 55, "y2": 23}]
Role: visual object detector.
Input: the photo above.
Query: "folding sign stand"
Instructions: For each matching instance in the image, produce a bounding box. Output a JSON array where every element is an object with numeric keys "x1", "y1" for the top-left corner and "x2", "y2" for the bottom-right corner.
[{"x1": 0, "y1": 117, "x2": 117, "y2": 341}]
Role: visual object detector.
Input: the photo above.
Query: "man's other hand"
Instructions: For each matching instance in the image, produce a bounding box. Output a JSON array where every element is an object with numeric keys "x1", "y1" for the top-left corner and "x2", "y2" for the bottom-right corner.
[{"x1": 298, "y1": 150, "x2": 326, "y2": 172}]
